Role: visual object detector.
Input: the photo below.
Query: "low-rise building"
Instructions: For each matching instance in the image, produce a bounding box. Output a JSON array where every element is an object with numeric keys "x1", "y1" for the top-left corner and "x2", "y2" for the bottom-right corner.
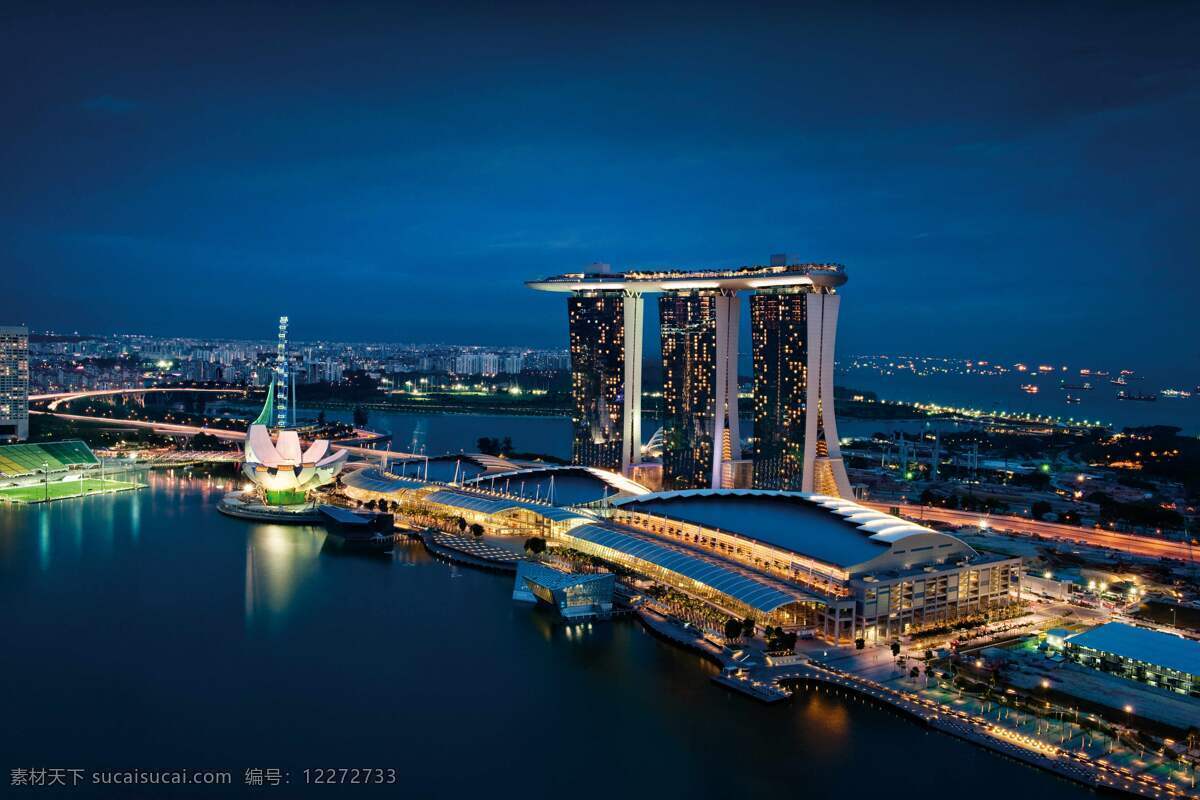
[
  {"x1": 1064, "y1": 622, "x2": 1200, "y2": 698},
  {"x1": 513, "y1": 562, "x2": 614, "y2": 619}
]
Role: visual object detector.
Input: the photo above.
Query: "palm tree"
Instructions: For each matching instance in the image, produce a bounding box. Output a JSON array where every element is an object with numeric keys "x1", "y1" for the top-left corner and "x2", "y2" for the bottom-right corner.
[
  {"x1": 455, "y1": 516, "x2": 467, "y2": 534},
  {"x1": 469, "y1": 523, "x2": 484, "y2": 538}
]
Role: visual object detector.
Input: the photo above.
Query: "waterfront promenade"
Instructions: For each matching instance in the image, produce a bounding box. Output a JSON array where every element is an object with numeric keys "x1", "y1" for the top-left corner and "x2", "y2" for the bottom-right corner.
[{"x1": 627, "y1": 609, "x2": 1197, "y2": 799}]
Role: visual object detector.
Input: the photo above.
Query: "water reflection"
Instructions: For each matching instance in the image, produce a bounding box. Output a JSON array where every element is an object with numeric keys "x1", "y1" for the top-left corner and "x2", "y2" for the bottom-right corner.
[
  {"x1": 38, "y1": 509, "x2": 51, "y2": 572},
  {"x1": 243, "y1": 524, "x2": 326, "y2": 628}
]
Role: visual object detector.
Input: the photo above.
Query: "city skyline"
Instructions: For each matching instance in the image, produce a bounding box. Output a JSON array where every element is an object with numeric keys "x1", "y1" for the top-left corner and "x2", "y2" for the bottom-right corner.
[
  {"x1": 3, "y1": 3, "x2": 1199, "y2": 371},
  {"x1": 3, "y1": 3, "x2": 1200, "y2": 796}
]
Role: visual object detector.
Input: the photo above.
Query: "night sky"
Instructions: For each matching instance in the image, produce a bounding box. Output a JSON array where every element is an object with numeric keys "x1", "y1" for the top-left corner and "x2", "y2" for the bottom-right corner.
[{"x1": 2, "y1": 1, "x2": 1197, "y2": 369}]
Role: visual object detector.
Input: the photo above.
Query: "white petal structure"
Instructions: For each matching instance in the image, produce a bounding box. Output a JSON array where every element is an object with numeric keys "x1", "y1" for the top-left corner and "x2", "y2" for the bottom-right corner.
[
  {"x1": 275, "y1": 430, "x2": 303, "y2": 465},
  {"x1": 301, "y1": 438, "x2": 329, "y2": 465},
  {"x1": 242, "y1": 424, "x2": 348, "y2": 501}
]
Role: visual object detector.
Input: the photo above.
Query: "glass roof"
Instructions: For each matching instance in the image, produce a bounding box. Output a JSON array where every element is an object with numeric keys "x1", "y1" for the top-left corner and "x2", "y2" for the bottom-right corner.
[
  {"x1": 423, "y1": 489, "x2": 595, "y2": 523},
  {"x1": 565, "y1": 523, "x2": 803, "y2": 612},
  {"x1": 1067, "y1": 623, "x2": 1200, "y2": 676},
  {"x1": 617, "y1": 492, "x2": 889, "y2": 568},
  {"x1": 343, "y1": 468, "x2": 427, "y2": 493}
]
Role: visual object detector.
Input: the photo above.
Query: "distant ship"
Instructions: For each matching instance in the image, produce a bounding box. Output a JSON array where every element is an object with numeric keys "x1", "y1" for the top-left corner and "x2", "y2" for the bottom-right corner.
[
  {"x1": 1116, "y1": 390, "x2": 1157, "y2": 402},
  {"x1": 1060, "y1": 382, "x2": 1093, "y2": 391},
  {"x1": 1160, "y1": 389, "x2": 1193, "y2": 399},
  {"x1": 1110, "y1": 376, "x2": 1128, "y2": 386},
  {"x1": 1065, "y1": 395, "x2": 1082, "y2": 405},
  {"x1": 1020, "y1": 384, "x2": 1039, "y2": 394}
]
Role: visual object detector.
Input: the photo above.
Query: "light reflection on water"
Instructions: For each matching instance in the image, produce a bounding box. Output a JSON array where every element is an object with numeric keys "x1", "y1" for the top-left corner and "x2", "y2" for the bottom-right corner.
[
  {"x1": 0, "y1": 475, "x2": 1094, "y2": 799},
  {"x1": 244, "y1": 524, "x2": 326, "y2": 628}
]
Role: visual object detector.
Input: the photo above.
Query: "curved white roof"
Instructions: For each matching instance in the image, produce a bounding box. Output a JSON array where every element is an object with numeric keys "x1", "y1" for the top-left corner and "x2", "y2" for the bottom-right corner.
[{"x1": 464, "y1": 464, "x2": 651, "y2": 499}]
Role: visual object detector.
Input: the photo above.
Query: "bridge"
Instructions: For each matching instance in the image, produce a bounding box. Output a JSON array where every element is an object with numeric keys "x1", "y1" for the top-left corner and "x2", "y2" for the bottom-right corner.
[
  {"x1": 32, "y1": 386, "x2": 419, "y2": 460},
  {"x1": 31, "y1": 386, "x2": 244, "y2": 411}
]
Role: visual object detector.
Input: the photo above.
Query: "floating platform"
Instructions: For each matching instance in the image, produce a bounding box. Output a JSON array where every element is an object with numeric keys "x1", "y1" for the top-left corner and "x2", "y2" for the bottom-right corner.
[{"x1": 216, "y1": 492, "x2": 322, "y2": 524}]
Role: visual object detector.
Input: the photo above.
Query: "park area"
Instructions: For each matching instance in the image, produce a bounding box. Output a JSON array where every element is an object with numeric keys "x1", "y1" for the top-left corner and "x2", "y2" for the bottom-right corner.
[{"x1": 0, "y1": 478, "x2": 143, "y2": 503}]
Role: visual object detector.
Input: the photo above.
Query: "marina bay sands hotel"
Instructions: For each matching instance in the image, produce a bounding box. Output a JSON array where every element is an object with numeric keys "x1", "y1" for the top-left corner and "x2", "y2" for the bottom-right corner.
[{"x1": 527, "y1": 257, "x2": 853, "y2": 498}]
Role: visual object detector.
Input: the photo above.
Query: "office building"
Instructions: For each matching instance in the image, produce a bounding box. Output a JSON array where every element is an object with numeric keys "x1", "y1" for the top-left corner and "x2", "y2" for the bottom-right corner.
[{"x1": 0, "y1": 325, "x2": 29, "y2": 442}]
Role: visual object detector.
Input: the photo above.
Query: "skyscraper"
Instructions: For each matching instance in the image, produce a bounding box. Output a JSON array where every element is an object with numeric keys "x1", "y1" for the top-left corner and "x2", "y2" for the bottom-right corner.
[
  {"x1": 529, "y1": 260, "x2": 850, "y2": 497},
  {"x1": 659, "y1": 292, "x2": 715, "y2": 489},
  {"x1": 566, "y1": 292, "x2": 643, "y2": 472},
  {"x1": 750, "y1": 289, "x2": 808, "y2": 490},
  {"x1": 659, "y1": 291, "x2": 740, "y2": 490},
  {"x1": 0, "y1": 325, "x2": 30, "y2": 442}
]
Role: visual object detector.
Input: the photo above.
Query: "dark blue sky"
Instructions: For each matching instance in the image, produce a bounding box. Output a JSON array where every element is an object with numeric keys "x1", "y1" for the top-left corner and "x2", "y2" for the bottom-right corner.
[{"x1": 2, "y1": 1, "x2": 1198, "y2": 368}]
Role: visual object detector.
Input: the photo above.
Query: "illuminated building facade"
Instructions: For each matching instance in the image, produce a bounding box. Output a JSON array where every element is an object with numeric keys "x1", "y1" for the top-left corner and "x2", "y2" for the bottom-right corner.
[
  {"x1": 339, "y1": 465, "x2": 1019, "y2": 642},
  {"x1": 0, "y1": 325, "x2": 29, "y2": 442},
  {"x1": 566, "y1": 293, "x2": 643, "y2": 472},
  {"x1": 530, "y1": 261, "x2": 850, "y2": 497},
  {"x1": 750, "y1": 290, "x2": 807, "y2": 489},
  {"x1": 658, "y1": 290, "x2": 741, "y2": 490},
  {"x1": 512, "y1": 561, "x2": 615, "y2": 619}
]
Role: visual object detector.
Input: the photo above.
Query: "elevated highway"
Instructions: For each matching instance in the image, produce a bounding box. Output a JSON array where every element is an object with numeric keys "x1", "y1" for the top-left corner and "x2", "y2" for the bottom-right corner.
[
  {"x1": 32, "y1": 386, "x2": 419, "y2": 459},
  {"x1": 871, "y1": 502, "x2": 1197, "y2": 562}
]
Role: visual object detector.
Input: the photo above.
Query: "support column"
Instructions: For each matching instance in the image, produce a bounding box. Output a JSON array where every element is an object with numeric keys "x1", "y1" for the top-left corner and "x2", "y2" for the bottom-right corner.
[
  {"x1": 800, "y1": 291, "x2": 853, "y2": 497},
  {"x1": 621, "y1": 291, "x2": 644, "y2": 475},
  {"x1": 711, "y1": 290, "x2": 740, "y2": 489}
]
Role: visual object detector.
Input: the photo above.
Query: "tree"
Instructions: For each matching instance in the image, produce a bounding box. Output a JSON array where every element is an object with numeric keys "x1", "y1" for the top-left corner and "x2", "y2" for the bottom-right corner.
[
  {"x1": 855, "y1": 638, "x2": 865, "y2": 650},
  {"x1": 455, "y1": 516, "x2": 467, "y2": 534},
  {"x1": 190, "y1": 432, "x2": 229, "y2": 451},
  {"x1": 909, "y1": 666, "x2": 920, "y2": 680},
  {"x1": 741, "y1": 617, "x2": 756, "y2": 638},
  {"x1": 524, "y1": 536, "x2": 547, "y2": 555},
  {"x1": 1030, "y1": 500, "x2": 1052, "y2": 520},
  {"x1": 352, "y1": 405, "x2": 369, "y2": 427},
  {"x1": 724, "y1": 618, "x2": 743, "y2": 641},
  {"x1": 890, "y1": 641, "x2": 901, "y2": 659},
  {"x1": 316, "y1": 409, "x2": 326, "y2": 426},
  {"x1": 469, "y1": 523, "x2": 484, "y2": 537}
]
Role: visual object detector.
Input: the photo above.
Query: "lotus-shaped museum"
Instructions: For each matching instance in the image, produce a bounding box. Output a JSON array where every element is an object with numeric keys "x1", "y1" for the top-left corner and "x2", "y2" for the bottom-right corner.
[
  {"x1": 243, "y1": 425, "x2": 348, "y2": 503},
  {"x1": 241, "y1": 380, "x2": 348, "y2": 504}
]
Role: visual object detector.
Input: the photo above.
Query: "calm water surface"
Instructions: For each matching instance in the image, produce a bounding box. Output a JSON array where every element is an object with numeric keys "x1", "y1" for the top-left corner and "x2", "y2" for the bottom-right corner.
[{"x1": 0, "y1": 476, "x2": 1095, "y2": 798}]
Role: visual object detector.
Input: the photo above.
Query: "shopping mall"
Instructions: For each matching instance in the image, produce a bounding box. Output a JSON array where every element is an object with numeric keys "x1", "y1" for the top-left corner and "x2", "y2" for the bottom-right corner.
[{"x1": 343, "y1": 462, "x2": 1021, "y2": 642}]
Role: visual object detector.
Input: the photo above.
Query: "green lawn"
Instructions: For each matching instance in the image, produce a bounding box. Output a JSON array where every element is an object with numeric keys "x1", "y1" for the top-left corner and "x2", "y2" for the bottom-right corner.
[{"x1": 0, "y1": 478, "x2": 143, "y2": 503}]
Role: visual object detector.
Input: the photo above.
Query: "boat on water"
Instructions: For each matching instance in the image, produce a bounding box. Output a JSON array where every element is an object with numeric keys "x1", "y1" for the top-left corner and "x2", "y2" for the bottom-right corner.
[
  {"x1": 1160, "y1": 388, "x2": 1193, "y2": 399},
  {"x1": 1116, "y1": 390, "x2": 1157, "y2": 402},
  {"x1": 1020, "y1": 384, "x2": 1039, "y2": 394},
  {"x1": 318, "y1": 505, "x2": 397, "y2": 552},
  {"x1": 1065, "y1": 395, "x2": 1082, "y2": 405},
  {"x1": 1110, "y1": 376, "x2": 1128, "y2": 386},
  {"x1": 1060, "y1": 382, "x2": 1093, "y2": 391}
]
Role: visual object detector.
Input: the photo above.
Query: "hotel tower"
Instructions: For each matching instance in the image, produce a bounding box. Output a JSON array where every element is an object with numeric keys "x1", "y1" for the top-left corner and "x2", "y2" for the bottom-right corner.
[{"x1": 528, "y1": 258, "x2": 852, "y2": 497}]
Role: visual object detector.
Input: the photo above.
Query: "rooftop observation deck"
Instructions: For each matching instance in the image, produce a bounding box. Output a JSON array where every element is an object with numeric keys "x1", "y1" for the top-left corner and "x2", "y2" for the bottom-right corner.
[{"x1": 526, "y1": 263, "x2": 847, "y2": 293}]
